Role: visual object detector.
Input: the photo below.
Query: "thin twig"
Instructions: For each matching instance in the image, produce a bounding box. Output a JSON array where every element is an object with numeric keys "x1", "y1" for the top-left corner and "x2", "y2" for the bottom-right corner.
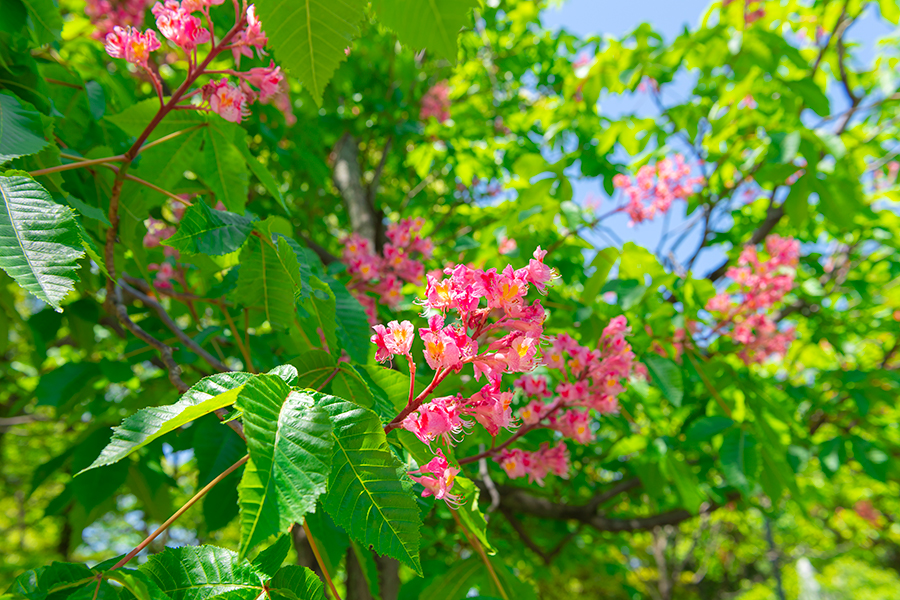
[
  {"x1": 302, "y1": 520, "x2": 342, "y2": 600},
  {"x1": 109, "y1": 455, "x2": 249, "y2": 571}
]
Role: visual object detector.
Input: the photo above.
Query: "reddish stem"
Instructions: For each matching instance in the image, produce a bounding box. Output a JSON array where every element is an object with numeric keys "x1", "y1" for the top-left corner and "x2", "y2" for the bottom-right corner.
[{"x1": 458, "y1": 397, "x2": 565, "y2": 465}]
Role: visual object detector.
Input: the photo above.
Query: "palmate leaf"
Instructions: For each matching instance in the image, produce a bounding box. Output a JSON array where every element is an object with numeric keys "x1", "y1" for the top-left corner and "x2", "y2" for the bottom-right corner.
[
  {"x1": 235, "y1": 236, "x2": 302, "y2": 329},
  {"x1": 250, "y1": 535, "x2": 292, "y2": 578},
  {"x1": 372, "y1": 0, "x2": 479, "y2": 64},
  {"x1": 236, "y1": 376, "x2": 334, "y2": 557},
  {"x1": 314, "y1": 392, "x2": 423, "y2": 574},
  {"x1": 203, "y1": 123, "x2": 249, "y2": 213},
  {"x1": 255, "y1": 0, "x2": 367, "y2": 106},
  {"x1": 0, "y1": 175, "x2": 85, "y2": 311},
  {"x1": 0, "y1": 92, "x2": 49, "y2": 164},
  {"x1": 194, "y1": 416, "x2": 246, "y2": 531},
  {"x1": 140, "y1": 546, "x2": 263, "y2": 600},
  {"x1": 7, "y1": 562, "x2": 95, "y2": 600},
  {"x1": 78, "y1": 372, "x2": 254, "y2": 474},
  {"x1": 163, "y1": 201, "x2": 256, "y2": 256},
  {"x1": 268, "y1": 566, "x2": 325, "y2": 600}
]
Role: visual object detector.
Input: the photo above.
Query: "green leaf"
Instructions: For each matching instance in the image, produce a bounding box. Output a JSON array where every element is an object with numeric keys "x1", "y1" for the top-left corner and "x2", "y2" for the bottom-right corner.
[
  {"x1": 268, "y1": 566, "x2": 326, "y2": 600},
  {"x1": 107, "y1": 569, "x2": 173, "y2": 600},
  {"x1": 163, "y1": 201, "x2": 256, "y2": 256},
  {"x1": 851, "y1": 435, "x2": 889, "y2": 482},
  {"x1": 107, "y1": 569, "x2": 172, "y2": 600},
  {"x1": 35, "y1": 362, "x2": 100, "y2": 407},
  {"x1": 236, "y1": 141, "x2": 287, "y2": 214},
  {"x1": 879, "y1": 0, "x2": 900, "y2": 23},
  {"x1": 0, "y1": 92, "x2": 48, "y2": 164},
  {"x1": 685, "y1": 416, "x2": 734, "y2": 443},
  {"x1": 235, "y1": 236, "x2": 302, "y2": 329},
  {"x1": 22, "y1": 0, "x2": 62, "y2": 45},
  {"x1": 819, "y1": 436, "x2": 846, "y2": 478},
  {"x1": 664, "y1": 454, "x2": 704, "y2": 513},
  {"x1": 372, "y1": 0, "x2": 478, "y2": 64},
  {"x1": 254, "y1": 0, "x2": 367, "y2": 106},
  {"x1": 316, "y1": 392, "x2": 423, "y2": 574},
  {"x1": 303, "y1": 504, "x2": 350, "y2": 576},
  {"x1": 350, "y1": 541, "x2": 381, "y2": 600},
  {"x1": 140, "y1": 546, "x2": 263, "y2": 600},
  {"x1": 581, "y1": 248, "x2": 618, "y2": 304},
  {"x1": 720, "y1": 429, "x2": 759, "y2": 496},
  {"x1": 236, "y1": 376, "x2": 334, "y2": 557},
  {"x1": 78, "y1": 372, "x2": 254, "y2": 473},
  {"x1": 7, "y1": 562, "x2": 95, "y2": 600},
  {"x1": 323, "y1": 274, "x2": 369, "y2": 363},
  {"x1": 0, "y1": 175, "x2": 85, "y2": 310},
  {"x1": 251, "y1": 535, "x2": 292, "y2": 578},
  {"x1": 204, "y1": 123, "x2": 250, "y2": 213},
  {"x1": 454, "y1": 476, "x2": 495, "y2": 554},
  {"x1": 642, "y1": 355, "x2": 684, "y2": 407},
  {"x1": 418, "y1": 556, "x2": 538, "y2": 600},
  {"x1": 194, "y1": 416, "x2": 246, "y2": 531},
  {"x1": 297, "y1": 275, "x2": 337, "y2": 354},
  {"x1": 784, "y1": 174, "x2": 809, "y2": 227}
]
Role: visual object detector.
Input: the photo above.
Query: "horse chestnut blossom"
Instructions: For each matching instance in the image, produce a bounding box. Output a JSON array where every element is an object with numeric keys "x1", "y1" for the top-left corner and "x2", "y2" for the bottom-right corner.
[
  {"x1": 612, "y1": 154, "x2": 705, "y2": 225},
  {"x1": 420, "y1": 81, "x2": 451, "y2": 123},
  {"x1": 493, "y1": 316, "x2": 642, "y2": 485},
  {"x1": 101, "y1": 0, "x2": 288, "y2": 125},
  {"x1": 105, "y1": 26, "x2": 161, "y2": 68},
  {"x1": 705, "y1": 235, "x2": 799, "y2": 364},
  {"x1": 343, "y1": 218, "x2": 433, "y2": 323},
  {"x1": 374, "y1": 247, "x2": 557, "y2": 504},
  {"x1": 87, "y1": 0, "x2": 154, "y2": 40},
  {"x1": 408, "y1": 449, "x2": 461, "y2": 505},
  {"x1": 498, "y1": 442, "x2": 570, "y2": 486}
]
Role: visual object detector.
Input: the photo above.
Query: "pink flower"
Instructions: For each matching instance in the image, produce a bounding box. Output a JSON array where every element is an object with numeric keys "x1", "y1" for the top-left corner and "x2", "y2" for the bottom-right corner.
[
  {"x1": 402, "y1": 396, "x2": 469, "y2": 447},
  {"x1": 384, "y1": 320, "x2": 414, "y2": 356},
  {"x1": 408, "y1": 449, "x2": 461, "y2": 505},
  {"x1": 498, "y1": 448, "x2": 528, "y2": 479},
  {"x1": 149, "y1": 261, "x2": 177, "y2": 289},
  {"x1": 231, "y1": 4, "x2": 268, "y2": 66},
  {"x1": 143, "y1": 217, "x2": 176, "y2": 248},
  {"x1": 245, "y1": 62, "x2": 284, "y2": 102},
  {"x1": 203, "y1": 79, "x2": 248, "y2": 123},
  {"x1": 104, "y1": 26, "x2": 160, "y2": 67},
  {"x1": 518, "y1": 400, "x2": 549, "y2": 425},
  {"x1": 466, "y1": 385, "x2": 515, "y2": 436},
  {"x1": 420, "y1": 81, "x2": 451, "y2": 123},
  {"x1": 498, "y1": 236, "x2": 517, "y2": 255},
  {"x1": 152, "y1": 1, "x2": 210, "y2": 50},
  {"x1": 370, "y1": 324, "x2": 392, "y2": 362}
]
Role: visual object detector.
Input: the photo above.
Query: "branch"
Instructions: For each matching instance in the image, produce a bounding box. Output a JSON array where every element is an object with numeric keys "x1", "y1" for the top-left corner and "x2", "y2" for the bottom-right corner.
[
  {"x1": 367, "y1": 136, "x2": 392, "y2": 204},
  {"x1": 119, "y1": 280, "x2": 229, "y2": 373},
  {"x1": 300, "y1": 234, "x2": 340, "y2": 266},
  {"x1": 479, "y1": 480, "x2": 724, "y2": 533},
  {"x1": 706, "y1": 199, "x2": 783, "y2": 282}
]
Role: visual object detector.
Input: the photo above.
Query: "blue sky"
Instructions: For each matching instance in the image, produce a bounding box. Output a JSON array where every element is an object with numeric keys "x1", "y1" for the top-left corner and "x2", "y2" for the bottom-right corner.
[{"x1": 536, "y1": 0, "x2": 895, "y2": 277}]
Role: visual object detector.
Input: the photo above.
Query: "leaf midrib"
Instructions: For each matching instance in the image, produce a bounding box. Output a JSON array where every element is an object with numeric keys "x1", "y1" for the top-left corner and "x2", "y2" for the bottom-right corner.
[
  {"x1": 0, "y1": 180, "x2": 46, "y2": 298},
  {"x1": 331, "y1": 431, "x2": 414, "y2": 562}
]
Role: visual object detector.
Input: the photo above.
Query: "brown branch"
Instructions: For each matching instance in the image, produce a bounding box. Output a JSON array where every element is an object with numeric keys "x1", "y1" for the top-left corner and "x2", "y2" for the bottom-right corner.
[{"x1": 119, "y1": 280, "x2": 229, "y2": 373}]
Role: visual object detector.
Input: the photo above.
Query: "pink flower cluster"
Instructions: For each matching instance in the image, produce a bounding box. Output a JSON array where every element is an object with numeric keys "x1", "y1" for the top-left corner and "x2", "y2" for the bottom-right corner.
[
  {"x1": 343, "y1": 218, "x2": 434, "y2": 323},
  {"x1": 420, "y1": 81, "x2": 451, "y2": 124},
  {"x1": 103, "y1": 1, "x2": 290, "y2": 125},
  {"x1": 612, "y1": 154, "x2": 705, "y2": 225},
  {"x1": 408, "y1": 449, "x2": 461, "y2": 505},
  {"x1": 87, "y1": 0, "x2": 154, "y2": 40},
  {"x1": 496, "y1": 317, "x2": 642, "y2": 484},
  {"x1": 105, "y1": 26, "x2": 161, "y2": 68},
  {"x1": 705, "y1": 235, "x2": 800, "y2": 363},
  {"x1": 372, "y1": 248, "x2": 556, "y2": 503},
  {"x1": 498, "y1": 442, "x2": 570, "y2": 486}
]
